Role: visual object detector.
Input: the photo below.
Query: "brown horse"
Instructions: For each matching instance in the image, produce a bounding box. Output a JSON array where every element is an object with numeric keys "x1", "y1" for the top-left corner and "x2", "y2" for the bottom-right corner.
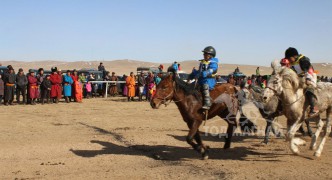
[{"x1": 150, "y1": 75, "x2": 246, "y2": 159}]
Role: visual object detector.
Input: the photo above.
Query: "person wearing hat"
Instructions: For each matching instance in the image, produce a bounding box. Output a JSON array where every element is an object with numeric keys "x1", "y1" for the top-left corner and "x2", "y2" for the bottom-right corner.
[
  {"x1": 3, "y1": 66, "x2": 16, "y2": 105},
  {"x1": 15, "y1": 68, "x2": 28, "y2": 104},
  {"x1": 285, "y1": 47, "x2": 318, "y2": 117},
  {"x1": 256, "y1": 67, "x2": 260, "y2": 76},
  {"x1": 126, "y1": 72, "x2": 136, "y2": 101},
  {"x1": 188, "y1": 46, "x2": 219, "y2": 110},
  {"x1": 40, "y1": 75, "x2": 52, "y2": 104},
  {"x1": 71, "y1": 69, "x2": 82, "y2": 102},
  {"x1": 158, "y1": 64, "x2": 164, "y2": 73},
  {"x1": 63, "y1": 70, "x2": 74, "y2": 103},
  {"x1": 50, "y1": 67, "x2": 62, "y2": 103},
  {"x1": 109, "y1": 72, "x2": 118, "y2": 97},
  {"x1": 36, "y1": 68, "x2": 45, "y2": 103},
  {"x1": 36, "y1": 68, "x2": 45, "y2": 85},
  {"x1": 145, "y1": 72, "x2": 154, "y2": 101},
  {"x1": 27, "y1": 69, "x2": 39, "y2": 105},
  {"x1": 98, "y1": 62, "x2": 105, "y2": 72},
  {"x1": 137, "y1": 71, "x2": 145, "y2": 101},
  {"x1": 172, "y1": 61, "x2": 179, "y2": 74}
]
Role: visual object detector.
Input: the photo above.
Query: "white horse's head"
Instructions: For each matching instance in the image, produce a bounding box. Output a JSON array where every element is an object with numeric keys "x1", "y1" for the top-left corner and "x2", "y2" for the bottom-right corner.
[
  {"x1": 263, "y1": 73, "x2": 282, "y2": 103},
  {"x1": 263, "y1": 60, "x2": 299, "y2": 103}
]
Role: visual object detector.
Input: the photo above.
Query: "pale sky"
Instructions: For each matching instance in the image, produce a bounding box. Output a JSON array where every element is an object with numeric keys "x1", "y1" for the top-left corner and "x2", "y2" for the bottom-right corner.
[{"x1": 1, "y1": 0, "x2": 331, "y2": 65}]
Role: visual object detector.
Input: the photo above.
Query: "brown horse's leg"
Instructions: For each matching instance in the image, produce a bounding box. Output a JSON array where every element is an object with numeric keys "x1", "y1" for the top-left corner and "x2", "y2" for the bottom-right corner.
[
  {"x1": 186, "y1": 120, "x2": 202, "y2": 152},
  {"x1": 194, "y1": 131, "x2": 210, "y2": 159}
]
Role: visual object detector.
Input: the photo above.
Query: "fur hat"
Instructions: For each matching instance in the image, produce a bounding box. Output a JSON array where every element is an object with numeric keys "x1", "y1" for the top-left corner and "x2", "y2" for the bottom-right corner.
[
  {"x1": 7, "y1": 65, "x2": 14, "y2": 71},
  {"x1": 29, "y1": 69, "x2": 35, "y2": 73},
  {"x1": 51, "y1": 67, "x2": 57, "y2": 72},
  {"x1": 38, "y1": 68, "x2": 44, "y2": 72}
]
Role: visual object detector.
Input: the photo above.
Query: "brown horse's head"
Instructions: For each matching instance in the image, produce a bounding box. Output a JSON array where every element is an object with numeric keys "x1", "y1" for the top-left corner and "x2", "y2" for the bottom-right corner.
[{"x1": 150, "y1": 75, "x2": 175, "y2": 109}]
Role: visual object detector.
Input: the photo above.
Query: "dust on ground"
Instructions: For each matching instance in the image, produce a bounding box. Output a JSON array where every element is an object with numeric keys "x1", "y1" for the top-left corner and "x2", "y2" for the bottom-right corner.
[{"x1": 0, "y1": 97, "x2": 331, "y2": 179}]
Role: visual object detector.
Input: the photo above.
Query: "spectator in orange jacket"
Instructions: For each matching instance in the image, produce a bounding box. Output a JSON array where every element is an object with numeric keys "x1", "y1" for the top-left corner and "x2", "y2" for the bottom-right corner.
[{"x1": 126, "y1": 72, "x2": 136, "y2": 102}]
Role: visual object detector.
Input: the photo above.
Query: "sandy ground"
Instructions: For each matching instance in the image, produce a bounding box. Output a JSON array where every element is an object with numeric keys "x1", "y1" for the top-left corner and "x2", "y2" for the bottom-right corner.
[{"x1": 0, "y1": 97, "x2": 332, "y2": 180}]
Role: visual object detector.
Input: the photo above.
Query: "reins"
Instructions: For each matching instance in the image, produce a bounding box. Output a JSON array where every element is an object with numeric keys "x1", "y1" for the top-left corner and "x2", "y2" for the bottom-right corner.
[
  {"x1": 154, "y1": 80, "x2": 183, "y2": 107},
  {"x1": 266, "y1": 85, "x2": 307, "y2": 106}
]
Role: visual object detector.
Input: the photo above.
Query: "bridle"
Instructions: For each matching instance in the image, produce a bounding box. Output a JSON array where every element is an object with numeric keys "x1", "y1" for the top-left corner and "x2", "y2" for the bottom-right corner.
[
  {"x1": 153, "y1": 80, "x2": 183, "y2": 107},
  {"x1": 266, "y1": 86, "x2": 278, "y2": 94},
  {"x1": 265, "y1": 82, "x2": 306, "y2": 106},
  {"x1": 154, "y1": 88, "x2": 174, "y2": 107}
]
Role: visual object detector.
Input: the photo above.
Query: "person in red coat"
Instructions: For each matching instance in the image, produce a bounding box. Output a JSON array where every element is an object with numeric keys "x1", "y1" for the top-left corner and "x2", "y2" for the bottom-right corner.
[
  {"x1": 50, "y1": 67, "x2": 62, "y2": 103},
  {"x1": 27, "y1": 70, "x2": 39, "y2": 105}
]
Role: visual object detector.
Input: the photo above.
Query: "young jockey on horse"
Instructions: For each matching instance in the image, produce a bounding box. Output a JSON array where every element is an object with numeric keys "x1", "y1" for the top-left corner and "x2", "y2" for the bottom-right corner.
[
  {"x1": 189, "y1": 46, "x2": 219, "y2": 110},
  {"x1": 285, "y1": 47, "x2": 318, "y2": 116}
]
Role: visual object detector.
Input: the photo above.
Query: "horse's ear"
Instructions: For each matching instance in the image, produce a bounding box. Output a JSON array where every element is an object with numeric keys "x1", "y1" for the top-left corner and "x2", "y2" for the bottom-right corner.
[
  {"x1": 168, "y1": 74, "x2": 173, "y2": 80},
  {"x1": 271, "y1": 59, "x2": 281, "y2": 74}
]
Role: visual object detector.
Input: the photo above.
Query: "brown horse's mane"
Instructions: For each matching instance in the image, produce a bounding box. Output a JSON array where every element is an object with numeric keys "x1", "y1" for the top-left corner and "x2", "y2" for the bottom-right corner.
[{"x1": 174, "y1": 76, "x2": 201, "y2": 99}]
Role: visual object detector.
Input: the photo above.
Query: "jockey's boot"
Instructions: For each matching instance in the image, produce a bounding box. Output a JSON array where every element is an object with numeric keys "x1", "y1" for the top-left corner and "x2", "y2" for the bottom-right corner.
[
  {"x1": 307, "y1": 91, "x2": 318, "y2": 117},
  {"x1": 202, "y1": 84, "x2": 211, "y2": 110}
]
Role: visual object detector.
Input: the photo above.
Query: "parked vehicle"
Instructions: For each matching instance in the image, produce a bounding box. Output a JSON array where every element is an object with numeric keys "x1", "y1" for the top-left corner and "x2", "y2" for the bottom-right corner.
[
  {"x1": 78, "y1": 70, "x2": 104, "y2": 96},
  {"x1": 28, "y1": 69, "x2": 52, "y2": 76},
  {"x1": 230, "y1": 72, "x2": 246, "y2": 78},
  {"x1": 178, "y1": 73, "x2": 189, "y2": 81},
  {"x1": 0, "y1": 66, "x2": 8, "y2": 75},
  {"x1": 136, "y1": 67, "x2": 160, "y2": 75}
]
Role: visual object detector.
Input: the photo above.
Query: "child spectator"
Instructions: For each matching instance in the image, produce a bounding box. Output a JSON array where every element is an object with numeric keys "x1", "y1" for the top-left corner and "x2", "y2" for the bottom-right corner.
[
  {"x1": 40, "y1": 75, "x2": 51, "y2": 104},
  {"x1": 85, "y1": 81, "x2": 92, "y2": 99}
]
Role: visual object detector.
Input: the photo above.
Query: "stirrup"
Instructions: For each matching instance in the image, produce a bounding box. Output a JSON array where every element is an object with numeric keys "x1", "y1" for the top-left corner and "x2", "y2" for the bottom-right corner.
[
  {"x1": 308, "y1": 111, "x2": 318, "y2": 117},
  {"x1": 202, "y1": 105, "x2": 210, "y2": 110}
]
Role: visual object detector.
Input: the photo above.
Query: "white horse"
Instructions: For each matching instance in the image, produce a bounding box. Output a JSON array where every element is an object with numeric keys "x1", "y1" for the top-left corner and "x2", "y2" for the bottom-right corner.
[{"x1": 263, "y1": 62, "x2": 332, "y2": 157}]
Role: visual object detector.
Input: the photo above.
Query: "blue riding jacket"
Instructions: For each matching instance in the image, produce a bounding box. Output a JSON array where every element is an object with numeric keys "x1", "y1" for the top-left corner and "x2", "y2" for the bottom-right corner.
[{"x1": 190, "y1": 57, "x2": 219, "y2": 89}]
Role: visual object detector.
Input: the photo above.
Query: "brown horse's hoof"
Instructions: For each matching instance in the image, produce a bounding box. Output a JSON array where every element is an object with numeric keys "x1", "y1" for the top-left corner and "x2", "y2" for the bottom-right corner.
[
  {"x1": 223, "y1": 143, "x2": 231, "y2": 149},
  {"x1": 201, "y1": 149, "x2": 209, "y2": 160}
]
